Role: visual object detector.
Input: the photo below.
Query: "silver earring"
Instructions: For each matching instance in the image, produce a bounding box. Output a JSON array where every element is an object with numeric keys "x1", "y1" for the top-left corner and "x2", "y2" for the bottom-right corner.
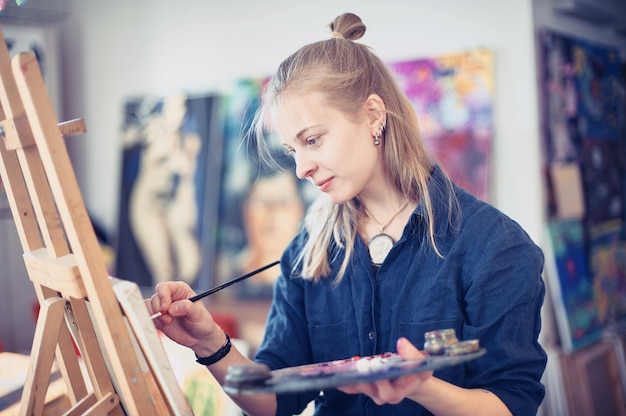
[{"x1": 374, "y1": 118, "x2": 386, "y2": 146}]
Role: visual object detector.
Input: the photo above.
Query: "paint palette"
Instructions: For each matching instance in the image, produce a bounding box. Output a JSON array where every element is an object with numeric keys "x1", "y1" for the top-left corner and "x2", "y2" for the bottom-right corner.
[{"x1": 223, "y1": 346, "x2": 486, "y2": 395}]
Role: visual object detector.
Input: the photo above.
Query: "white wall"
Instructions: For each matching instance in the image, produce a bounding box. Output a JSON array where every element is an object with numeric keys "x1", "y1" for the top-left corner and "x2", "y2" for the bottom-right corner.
[{"x1": 58, "y1": 0, "x2": 545, "y2": 245}]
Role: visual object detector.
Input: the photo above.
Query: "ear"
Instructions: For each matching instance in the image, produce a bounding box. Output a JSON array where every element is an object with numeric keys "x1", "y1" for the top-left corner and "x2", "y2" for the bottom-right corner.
[{"x1": 364, "y1": 94, "x2": 387, "y2": 134}]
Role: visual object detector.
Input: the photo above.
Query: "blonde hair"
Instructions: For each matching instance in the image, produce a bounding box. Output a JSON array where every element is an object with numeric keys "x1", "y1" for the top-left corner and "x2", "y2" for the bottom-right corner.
[{"x1": 252, "y1": 13, "x2": 452, "y2": 282}]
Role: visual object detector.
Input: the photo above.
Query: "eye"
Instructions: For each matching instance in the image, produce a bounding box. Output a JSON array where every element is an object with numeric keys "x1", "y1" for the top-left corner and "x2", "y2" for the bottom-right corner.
[{"x1": 306, "y1": 135, "x2": 321, "y2": 146}]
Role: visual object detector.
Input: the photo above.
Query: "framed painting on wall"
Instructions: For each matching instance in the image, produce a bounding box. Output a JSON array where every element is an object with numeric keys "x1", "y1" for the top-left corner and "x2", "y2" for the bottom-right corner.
[
  {"x1": 589, "y1": 221, "x2": 626, "y2": 325},
  {"x1": 388, "y1": 48, "x2": 495, "y2": 202},
  {"x1": 545, "y1": 219, "x2": 603, "y2": 352},
  {"x1": 115, "y1": 93, "x2": 221, "y2": 290},
  {"x1": 212, "y1": 79, "x2": 319, "y2": 299},
  {"x1": 559, "y1": 340, "x2": 626, "y2": 416},
  {"x1": 538, "y1": 28, "x2": 626, "y2": 353},
  {"x1": 538, "y1": 29, "x2": 624, "y2": 165},
  {"x1": 538, "y1": 29, "x2": 625, "y2": 227}
]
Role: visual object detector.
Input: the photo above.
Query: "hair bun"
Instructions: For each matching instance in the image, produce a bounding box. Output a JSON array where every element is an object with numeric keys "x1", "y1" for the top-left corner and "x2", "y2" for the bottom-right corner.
[{"x1": 329, "y1": 13, "x2": 366, "y2": 41}]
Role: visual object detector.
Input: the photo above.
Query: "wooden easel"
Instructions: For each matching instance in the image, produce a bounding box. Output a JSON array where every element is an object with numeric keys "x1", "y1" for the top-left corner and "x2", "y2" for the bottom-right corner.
[{"x1": 0, "y1": 24, "x2": 192, "y2": 415}]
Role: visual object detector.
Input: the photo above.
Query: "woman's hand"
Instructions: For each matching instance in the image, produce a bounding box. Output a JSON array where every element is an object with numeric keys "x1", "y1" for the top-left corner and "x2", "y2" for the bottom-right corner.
[
  {"x1": 146, "y1": 281, "x2": 220, "y2": 351},
  {"x1": 338, "y1": 337, "x2": 433, "y2": 405}
]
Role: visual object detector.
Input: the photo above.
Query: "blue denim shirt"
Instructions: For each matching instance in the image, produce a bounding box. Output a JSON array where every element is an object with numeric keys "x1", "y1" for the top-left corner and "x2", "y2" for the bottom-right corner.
[{"x1": 255, "y1": 165, "x2": 547, "y2": 416}]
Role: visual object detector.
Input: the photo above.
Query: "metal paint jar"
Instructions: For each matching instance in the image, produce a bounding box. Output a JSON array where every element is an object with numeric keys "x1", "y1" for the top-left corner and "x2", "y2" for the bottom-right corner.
[{"x1": 424, "y1": 328, "x2": 459, "y2": 355}]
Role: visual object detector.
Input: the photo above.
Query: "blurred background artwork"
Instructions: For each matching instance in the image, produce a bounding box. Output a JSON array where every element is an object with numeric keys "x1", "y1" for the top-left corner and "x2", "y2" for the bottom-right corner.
[
  {"x1": 389, "y1": 48, "x2": 495, "y2": 202},
  {"x1": 211, "y1": 49, "x2": 496, "y2": 297},
  {"x1": 115, "y1": 94, "x2": 219, "y2": 289},
  {"x1": 539, "y1": 28, "x2": 626, "y2": 353},
  {"x1": 546, "y1": 220, "x2": 603, "y2": 351},
  {"x1": 113, "y1": 48, "x2": 496, "y2": 296},
  {"x1": 213, "y1": 79, "x2": 318, "y2": 299}
]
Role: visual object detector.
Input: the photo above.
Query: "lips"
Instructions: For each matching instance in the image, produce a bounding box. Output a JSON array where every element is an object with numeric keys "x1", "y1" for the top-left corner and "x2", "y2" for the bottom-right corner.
[{"x1": 315, "y1": 177, "x2": 333, "y2": 192}]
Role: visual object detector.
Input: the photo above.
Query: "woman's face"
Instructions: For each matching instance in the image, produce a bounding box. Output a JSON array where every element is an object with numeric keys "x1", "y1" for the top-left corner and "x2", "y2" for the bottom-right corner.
[{"x1": 275, "y1": 92, "x2": 382, "y2": 204}]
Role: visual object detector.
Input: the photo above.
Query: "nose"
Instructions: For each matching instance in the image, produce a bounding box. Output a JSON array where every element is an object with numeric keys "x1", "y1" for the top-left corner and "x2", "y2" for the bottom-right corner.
[{"x1": 294, "y1": 153, "x2": 315, "y2": 180}]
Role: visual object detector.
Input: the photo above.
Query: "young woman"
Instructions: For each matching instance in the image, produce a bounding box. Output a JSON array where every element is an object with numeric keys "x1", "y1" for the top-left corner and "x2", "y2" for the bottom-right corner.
[{"x1": 147, "y1": 13, "x2": 547, "y2": 416}]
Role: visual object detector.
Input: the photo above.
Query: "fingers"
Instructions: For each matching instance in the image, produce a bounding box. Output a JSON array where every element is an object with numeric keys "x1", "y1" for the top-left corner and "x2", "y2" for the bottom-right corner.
[
  {"x1": 338, "y1": 382, "x2": 404, "y2": 405},
  {"x1": 370, "y1": 380, "x2": 406, "y2": 405},
  {"x1": 337, "y1": 383, "x2": 367, "y2": 395},
  {"x1": 338, "y1": 338, "x2": 431, "y2": 405},
  {"x1": 150, "y1": 281, "x2": 197, "y2": 317},
  {"x1": 338, "y1": 383, "x2": 378, "y2": 399},
  {"x1": 397, "y1": 337, "x2": 424, "y2": 360}
]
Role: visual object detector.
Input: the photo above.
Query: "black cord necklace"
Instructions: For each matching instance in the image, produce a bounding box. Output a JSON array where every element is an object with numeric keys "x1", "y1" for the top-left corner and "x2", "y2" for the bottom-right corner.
[{"x1": 362, "y1": 200, "x2": 409, "y2": 265}]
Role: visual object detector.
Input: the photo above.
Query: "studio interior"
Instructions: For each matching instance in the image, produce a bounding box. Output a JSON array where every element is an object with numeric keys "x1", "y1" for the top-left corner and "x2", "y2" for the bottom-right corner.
[{"x1": 0, "y1": 0, "x2": 625, "y2": 415}]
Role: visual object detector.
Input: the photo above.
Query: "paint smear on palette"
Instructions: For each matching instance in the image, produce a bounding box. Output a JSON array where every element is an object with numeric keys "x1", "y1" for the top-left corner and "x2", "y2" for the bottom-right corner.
[{"x1": 389, "y1": 49, "x2": 494, "y2": 202}]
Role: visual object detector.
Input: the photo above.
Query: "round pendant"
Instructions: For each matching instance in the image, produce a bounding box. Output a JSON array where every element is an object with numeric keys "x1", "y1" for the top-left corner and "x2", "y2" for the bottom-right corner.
[{"x1": 368, "y1": 233, "x2": 394, "y2": 265}]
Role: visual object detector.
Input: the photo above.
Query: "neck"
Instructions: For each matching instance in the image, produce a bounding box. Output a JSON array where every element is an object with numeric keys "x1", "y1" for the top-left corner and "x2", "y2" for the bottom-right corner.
[
  {"x1": 358, "y1": 191, "x2": 408, "y2": 220},
  {"x1": 362, "y1": 200, "x2": 409, "y2": 232},
  {"x1": 358, "y1": 198, "x2": 415, "y2": 244}
]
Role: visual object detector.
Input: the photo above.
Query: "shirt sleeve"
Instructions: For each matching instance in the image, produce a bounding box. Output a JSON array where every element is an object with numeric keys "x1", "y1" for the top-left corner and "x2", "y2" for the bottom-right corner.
[
  {"x1": 253, "y1": 236, "x2": 320, "y2": 416},
  {"x1": 461, "y1": 206, "x2": 547, "y2": 415}
]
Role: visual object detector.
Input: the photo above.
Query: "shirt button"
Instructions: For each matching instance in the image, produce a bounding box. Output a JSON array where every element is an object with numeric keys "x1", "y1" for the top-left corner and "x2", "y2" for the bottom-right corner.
[{"x1": 368, "y1": 331, "x2": 376, "y2": 340}]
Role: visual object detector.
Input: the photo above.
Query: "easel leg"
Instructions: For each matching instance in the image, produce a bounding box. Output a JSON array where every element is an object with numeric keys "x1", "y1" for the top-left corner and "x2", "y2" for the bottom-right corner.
[
  {"x1": 19, "y1": 297, "x2": 65, "y2": 416},
  {"x1": 67, "y1": 298, "x2": 123, "y2": 416},
  {"x1": 35, "y1": 285, "x2": 89, "y2": 405}
]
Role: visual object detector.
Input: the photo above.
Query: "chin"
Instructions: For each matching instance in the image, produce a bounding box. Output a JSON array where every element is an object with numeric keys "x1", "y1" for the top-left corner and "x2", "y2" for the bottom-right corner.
[{"x1": 325, "y1": 192, "x2": 354, "y2": 205}]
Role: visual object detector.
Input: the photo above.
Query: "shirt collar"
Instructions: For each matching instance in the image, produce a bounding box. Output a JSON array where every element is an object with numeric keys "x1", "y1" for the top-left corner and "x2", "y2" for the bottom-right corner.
[{"x1": 410, "y1": 164, "x2": 458, "y2": 236}]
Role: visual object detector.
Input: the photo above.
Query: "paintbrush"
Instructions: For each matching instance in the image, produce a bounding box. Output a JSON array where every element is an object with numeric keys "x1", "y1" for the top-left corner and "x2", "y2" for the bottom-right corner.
[{"x1": 150, "y1": 260, "x2": 280, "y2": 319}]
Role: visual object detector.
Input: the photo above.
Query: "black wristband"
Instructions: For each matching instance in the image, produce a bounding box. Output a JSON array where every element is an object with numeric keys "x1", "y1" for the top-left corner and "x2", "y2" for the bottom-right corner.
[{"x1": 195, "y1": 332, "x2": 231, "y2": 366}]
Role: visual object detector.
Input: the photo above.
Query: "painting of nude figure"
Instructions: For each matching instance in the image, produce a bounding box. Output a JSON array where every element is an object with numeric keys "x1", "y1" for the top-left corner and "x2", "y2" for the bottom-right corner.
[{"x1": 115, "y1": 93, "x2": 219, "y2": 289}]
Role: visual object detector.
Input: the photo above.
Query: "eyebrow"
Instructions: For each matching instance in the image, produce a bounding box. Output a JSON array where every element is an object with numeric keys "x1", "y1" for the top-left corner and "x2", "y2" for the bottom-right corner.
[
  {"x1": 294, "y1": 125, "x2": 321, "y2": 141},
  {"x1": 280, "y1": 125, "x2": 322, "y2": 147}
]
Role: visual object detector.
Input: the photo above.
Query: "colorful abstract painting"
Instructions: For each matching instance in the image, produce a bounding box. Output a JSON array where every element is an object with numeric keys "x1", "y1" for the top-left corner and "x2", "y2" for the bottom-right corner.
[
  {"x1": 589, "y1": 222, "x2": 626, "y2": 325},
  {"x1": 539, "y1": 30, "x2": 625, "y2": 225},
  {"x1": 580, "y1": 139, "x2": 624, "y2": 228},
  {"x1": 388, "y1": 48, "x2": 494, "y2": 202},
  {"x1": 546, "y1": 220, "x2": 602, "y2": 352},
  {"x1": 539, "y1": 29, "x2": 626, "y2": 352},
  {"x1": 539, "y1": 29, "x2": 625, "y2": 164}
]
